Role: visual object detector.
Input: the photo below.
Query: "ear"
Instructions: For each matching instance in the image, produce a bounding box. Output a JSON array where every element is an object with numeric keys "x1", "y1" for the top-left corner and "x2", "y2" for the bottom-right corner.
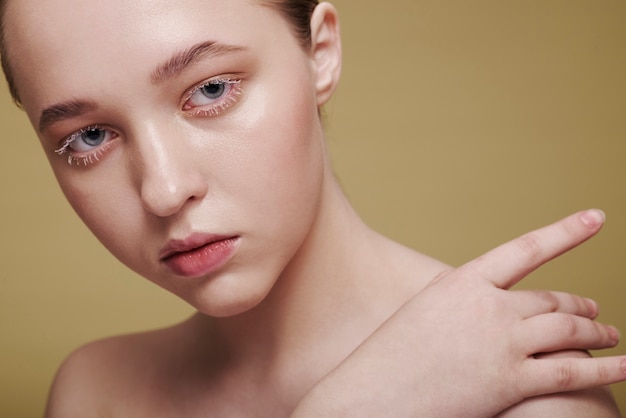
[{"x1": 309, "y1": 3, "x2": 342, "y2": 106}]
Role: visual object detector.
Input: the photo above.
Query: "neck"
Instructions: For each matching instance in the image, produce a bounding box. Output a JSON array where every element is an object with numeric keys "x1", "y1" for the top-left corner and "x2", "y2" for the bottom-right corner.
[{"x1": 193, "y1": 168, "x2": 440, "y2": 401}]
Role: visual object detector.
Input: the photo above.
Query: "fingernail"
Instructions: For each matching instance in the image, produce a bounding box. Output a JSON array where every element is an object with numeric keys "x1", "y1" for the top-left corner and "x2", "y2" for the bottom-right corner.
[
  {"x1": 580, "y1": 209, "x2": 606, "y2": 228},
  {"x1": 585, "y1": 298, "x2": 599, "y2": 317},
  {"x1": 609, "y1": 326, "x2": 621, "y2": 344},
  {"x1": 621, "y1": 359, "x2": 626, "y2": 375}
]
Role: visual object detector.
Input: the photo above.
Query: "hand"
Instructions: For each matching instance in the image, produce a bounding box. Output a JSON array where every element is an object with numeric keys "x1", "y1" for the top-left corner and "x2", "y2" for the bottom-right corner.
[{"x1": 292, "y1": 210, "x2": 625, "y2": 417}]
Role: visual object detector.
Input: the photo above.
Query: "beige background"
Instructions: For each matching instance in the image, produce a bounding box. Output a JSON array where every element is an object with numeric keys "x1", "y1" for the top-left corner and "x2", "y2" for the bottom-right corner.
[{"x1": 1, "y1": 0, "x2": 625, "y2": 415}]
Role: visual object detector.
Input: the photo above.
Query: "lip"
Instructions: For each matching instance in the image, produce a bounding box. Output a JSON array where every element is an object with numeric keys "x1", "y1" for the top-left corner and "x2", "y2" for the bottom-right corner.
[{"x1": 160, "y1": 233, "x2": 240, "y2": 278}]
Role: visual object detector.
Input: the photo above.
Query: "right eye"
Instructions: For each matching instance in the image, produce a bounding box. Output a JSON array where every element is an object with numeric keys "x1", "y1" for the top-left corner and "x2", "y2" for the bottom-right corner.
[{"x1": 55, "y1": 125, "x2": 119, "y2": 166}]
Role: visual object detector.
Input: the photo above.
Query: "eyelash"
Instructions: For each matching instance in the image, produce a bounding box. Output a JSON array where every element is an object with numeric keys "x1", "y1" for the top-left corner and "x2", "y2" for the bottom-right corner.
[
  {"x1": 55, "y1": 125, "x2": 118, "y2": 167},
  {"x1": 55, "y1": 77, "x2": 244, "y2": 167},
  {"x1": 182, "y1": 77, "x2": 243, "y2": 117}
]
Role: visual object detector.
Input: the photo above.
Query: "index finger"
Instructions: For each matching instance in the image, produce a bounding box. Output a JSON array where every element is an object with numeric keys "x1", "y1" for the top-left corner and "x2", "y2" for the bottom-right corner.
[{"x1": 459, "y1": 209, "x2": 605, "y2": 289}]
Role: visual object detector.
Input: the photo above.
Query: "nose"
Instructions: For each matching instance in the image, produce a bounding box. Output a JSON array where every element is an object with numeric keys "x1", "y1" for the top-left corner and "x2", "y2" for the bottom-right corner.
[{"x1": 133, "y1": 123, "x2": 207, "y2": 217}]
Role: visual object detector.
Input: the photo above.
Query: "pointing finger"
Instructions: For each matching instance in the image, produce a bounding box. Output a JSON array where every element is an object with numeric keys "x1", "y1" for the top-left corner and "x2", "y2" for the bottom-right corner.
[{"x1": 458, "y1": 209, "x2": 605, "y2": 289}]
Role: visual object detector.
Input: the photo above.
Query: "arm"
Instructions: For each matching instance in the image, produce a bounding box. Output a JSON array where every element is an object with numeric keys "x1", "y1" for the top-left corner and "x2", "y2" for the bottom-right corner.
[{"x1": 292, "y1": 210, "x2": 625, "y2": 417}]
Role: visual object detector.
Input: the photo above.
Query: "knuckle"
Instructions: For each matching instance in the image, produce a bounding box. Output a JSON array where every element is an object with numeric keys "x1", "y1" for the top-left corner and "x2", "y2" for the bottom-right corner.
[
  {"x1": 554, "y1": 361, "x2": 577, "y2": 390},
  {"x1": 516, "y1": 233, "x2": 543, "y2": 263},
  {"x1": 597, "y1": 363, "x2": 610, "y2": 383},
  {"x1": 536, "y1": 291, "x2": 559, "y2": 312},
  {"x1": 561, "y1": 217, "x2": 580, "y2": 239},
  {"x1": 556, "y1": 315, "x2": 579, "y2": 338}
]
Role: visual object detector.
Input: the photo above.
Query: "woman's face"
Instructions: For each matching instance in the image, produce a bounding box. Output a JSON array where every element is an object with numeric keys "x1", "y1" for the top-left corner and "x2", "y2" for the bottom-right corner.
[{"x1": 5, "y1": 0, "x2": 333, "y2": 316}]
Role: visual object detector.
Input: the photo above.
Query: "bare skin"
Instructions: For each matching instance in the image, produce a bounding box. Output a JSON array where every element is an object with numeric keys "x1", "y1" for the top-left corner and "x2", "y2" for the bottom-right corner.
[
  {"x1": 46, "y1": 210, "x2": 624, "y2": 417},
  {"x1": 47, "y1": 200, "x2": 451, "y2": 417},
  {"x1": 292, "y1": 210, "x2": 624, "y2": 418},
  {"x1": 1, "y1": 0, "x2": 623, "y2": 416}
]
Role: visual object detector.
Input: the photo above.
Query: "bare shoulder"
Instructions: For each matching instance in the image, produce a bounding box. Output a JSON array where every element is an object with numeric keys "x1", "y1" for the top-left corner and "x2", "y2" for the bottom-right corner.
[
  {"x1": 45, "y1": 315, "x2": 208, "y2": 418},
  {"x1": 44, "y1": 338, "x2": 111, "y2": 417},
  {"x1": 375, "y1": 231, "x2": 452, "y2": 289},
  {"x1": 496, "y1": 351, "x2": 622, "y2": 418}
]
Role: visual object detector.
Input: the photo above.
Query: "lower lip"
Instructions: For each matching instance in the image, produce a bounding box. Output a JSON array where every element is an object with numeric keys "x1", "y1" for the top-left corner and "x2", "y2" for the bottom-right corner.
[{"x1": 161, "y1": 237, "x2": 239, "y2": 278}]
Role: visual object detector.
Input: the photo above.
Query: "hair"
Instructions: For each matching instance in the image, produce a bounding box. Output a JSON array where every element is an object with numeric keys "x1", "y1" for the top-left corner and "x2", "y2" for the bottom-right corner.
[
  {"x1": 0, "y1": 0, "x2": 319, "y2": 107},
  {"x1": 0, "y1": 0, "x2": 19, "y2": 106},
  {"x1": 263, "y1": 0, "x2": 319, "y2": 48}
]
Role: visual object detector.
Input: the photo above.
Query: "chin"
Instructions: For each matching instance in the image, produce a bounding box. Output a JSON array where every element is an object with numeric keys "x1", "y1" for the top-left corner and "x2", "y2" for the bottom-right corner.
[
  {"x1": 196, "y1": 300, "x2": 263, "y2": 319},
  {"x1": 186, "y1": 280, "x2": 273, "y2": 319}
]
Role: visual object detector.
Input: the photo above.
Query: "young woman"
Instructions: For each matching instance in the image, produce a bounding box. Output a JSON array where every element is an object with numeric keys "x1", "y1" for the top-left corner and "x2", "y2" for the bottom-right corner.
[{"x1": 1, "y1": 0, "x2": 624, "y2": 416}]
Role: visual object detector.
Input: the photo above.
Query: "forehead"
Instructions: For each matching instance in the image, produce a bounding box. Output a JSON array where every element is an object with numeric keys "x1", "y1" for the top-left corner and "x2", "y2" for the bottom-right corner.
[
  {"x1": 4, "y1": 0, "x2": 268, "y2": 45},
  {"x1": 3, "y1": 0, "x2": 285, "y2": 113}
]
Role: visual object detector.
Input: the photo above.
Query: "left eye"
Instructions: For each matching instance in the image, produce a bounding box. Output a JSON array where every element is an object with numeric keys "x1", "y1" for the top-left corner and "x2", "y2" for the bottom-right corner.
[
  {"x1": 184, "y1": 79, "x2": 239, "y2": 110},
  {"x1": 199, "y1": 82, "x2": 226, "y2": 99}
]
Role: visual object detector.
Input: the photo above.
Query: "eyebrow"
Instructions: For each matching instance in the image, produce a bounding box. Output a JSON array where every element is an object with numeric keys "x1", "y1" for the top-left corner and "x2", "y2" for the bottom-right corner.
[
  {"x1": 151, "y1": 40, "x2": 247, "y2": 84},
  {"x1": 37, "y1": 41, "x2": 247, "y2": 133},
  {"x1": 38, "y1": 99, "x2": 98, "y2": 133}
]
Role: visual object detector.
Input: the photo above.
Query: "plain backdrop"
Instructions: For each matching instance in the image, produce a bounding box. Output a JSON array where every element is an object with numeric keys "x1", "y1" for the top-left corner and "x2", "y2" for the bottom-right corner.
[{"x1": 1, "y1": 0, "x2": 625, "y2": 415}]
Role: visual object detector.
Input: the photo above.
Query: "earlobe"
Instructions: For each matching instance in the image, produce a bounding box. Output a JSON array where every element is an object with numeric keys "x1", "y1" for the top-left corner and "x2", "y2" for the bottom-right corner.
[{"x1": 309, "y1": 3, "x2": 342, "y2": 106}]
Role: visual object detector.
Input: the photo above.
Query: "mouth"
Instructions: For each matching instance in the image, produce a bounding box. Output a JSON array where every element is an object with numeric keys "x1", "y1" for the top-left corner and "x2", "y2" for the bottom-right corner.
[{"x1": 160, "y1": 234, "x2": 240, "y2": 278}]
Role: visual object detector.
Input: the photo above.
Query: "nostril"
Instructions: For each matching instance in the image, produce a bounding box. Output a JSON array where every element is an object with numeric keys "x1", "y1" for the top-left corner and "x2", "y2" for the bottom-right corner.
[
  {"x1": 141, "y1": 180, "x2": 191, "y2": 217},
  {"x1": 139, "y1": 167, "x2": 207, "y2": 218}
]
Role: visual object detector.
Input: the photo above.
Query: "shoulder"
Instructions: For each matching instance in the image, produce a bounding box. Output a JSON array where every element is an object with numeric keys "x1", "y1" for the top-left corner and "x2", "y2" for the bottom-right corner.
[
  {"x1": 44, "y1": 334, "x2": 137, "y2": 417},
  {"x1": 374, "y1": 232, "x2": 452, "y2": 290},
  {"x1": 44, "y1": 317, "x2": 203, "y2": 418}
]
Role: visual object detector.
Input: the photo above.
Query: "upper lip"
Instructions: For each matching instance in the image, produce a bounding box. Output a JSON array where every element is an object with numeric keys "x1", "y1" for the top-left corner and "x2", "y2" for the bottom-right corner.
[{"x1": 159, "y1": 233, "x2": 237, "y2": 260}]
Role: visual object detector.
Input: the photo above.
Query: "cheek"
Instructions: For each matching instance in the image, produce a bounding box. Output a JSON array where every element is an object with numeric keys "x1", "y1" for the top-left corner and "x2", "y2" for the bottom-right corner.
[
  {"x1": 55, "y1": 168, "x2": 147, "y2": 269},
  {"x1": 242, "y1": 63, "x2": 323, "y2": 196},
  {"x1": 238, "y1": 84, "x2": 324, "y2": 226}
]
